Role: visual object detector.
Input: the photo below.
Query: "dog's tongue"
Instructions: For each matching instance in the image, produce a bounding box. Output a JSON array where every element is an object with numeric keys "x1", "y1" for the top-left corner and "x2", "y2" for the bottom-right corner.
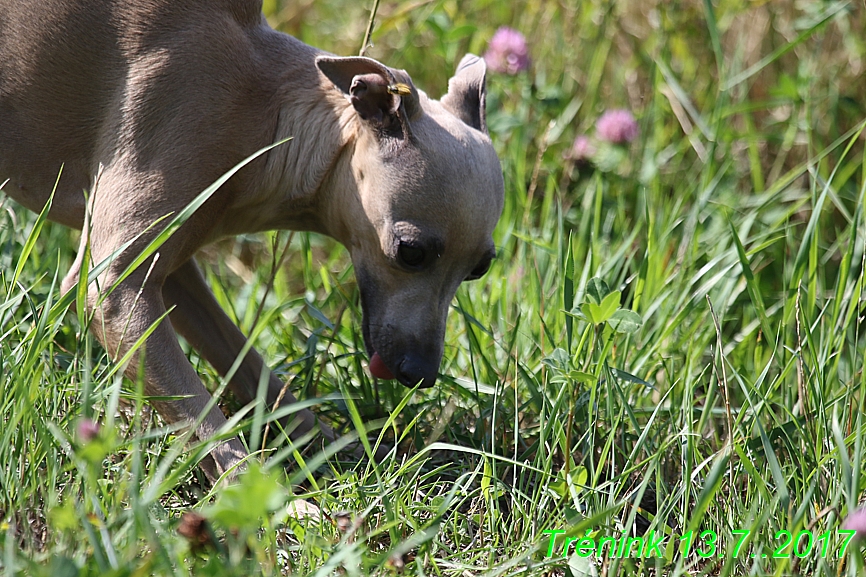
[{"x1": 369, "y1": 352, "x2": 395, "y2": 380}]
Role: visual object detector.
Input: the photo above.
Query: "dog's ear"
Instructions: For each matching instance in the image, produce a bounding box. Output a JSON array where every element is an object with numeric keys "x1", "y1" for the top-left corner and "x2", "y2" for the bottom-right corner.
[
  {"x1": 316, "y1": 56, "x2": 421, "y2": 134},
  {"x1": 441, "y1": 54, "x2": 488, "y2": 133}
]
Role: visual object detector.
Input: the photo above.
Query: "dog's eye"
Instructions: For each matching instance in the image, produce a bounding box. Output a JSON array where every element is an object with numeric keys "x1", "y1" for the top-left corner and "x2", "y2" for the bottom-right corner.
[
  {"x1": 465, "y1": 257, "x2": 492, "y2": 281},
  {"x1": 397, "y1": 242, "x2": 426, "y2": 268}
]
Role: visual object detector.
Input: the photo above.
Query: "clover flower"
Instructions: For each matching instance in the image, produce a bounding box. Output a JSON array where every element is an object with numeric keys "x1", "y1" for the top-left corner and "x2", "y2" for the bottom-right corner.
[
  {"x1": 77, "y1": 418, "x2": 100, "y2": 443},
  {"x1": 844, "y1": 507, "x2": 866, "y2": 540},
  {"x1": 596, "y1": 109, "x2": 639, "y2": 144},
  {"x1": 569, "y1": 135, "x2": 596, "y2": 163},
  {"x1": 484, "y1": 27, "x2": 530, "y2": 75}
]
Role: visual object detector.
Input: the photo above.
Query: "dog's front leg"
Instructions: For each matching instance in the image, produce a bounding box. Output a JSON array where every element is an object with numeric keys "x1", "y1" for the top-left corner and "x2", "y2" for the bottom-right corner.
[
  {"x1": 162, "y1": 259, "x2": 336, "y2": 446},
  {"x1": 86, "y1": 264, "x2": 248, "y2": 483}
]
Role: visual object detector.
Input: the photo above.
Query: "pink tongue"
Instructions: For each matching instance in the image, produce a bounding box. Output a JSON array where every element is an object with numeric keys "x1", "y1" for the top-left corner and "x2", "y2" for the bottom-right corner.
[{"x1": 369, "y1": 352, "x2": 395, "y2": 380}]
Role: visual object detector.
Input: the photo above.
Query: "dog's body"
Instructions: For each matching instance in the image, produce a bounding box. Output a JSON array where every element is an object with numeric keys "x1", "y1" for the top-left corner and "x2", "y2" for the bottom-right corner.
[{"x1": 0, "y1": 0, "x2": 504, "y2": 479}]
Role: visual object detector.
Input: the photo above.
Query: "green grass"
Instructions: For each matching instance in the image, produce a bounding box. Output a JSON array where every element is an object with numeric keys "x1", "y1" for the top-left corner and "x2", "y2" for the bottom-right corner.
[{"x1": 2, "y1": 0, "x2": 866, "y2": 575}]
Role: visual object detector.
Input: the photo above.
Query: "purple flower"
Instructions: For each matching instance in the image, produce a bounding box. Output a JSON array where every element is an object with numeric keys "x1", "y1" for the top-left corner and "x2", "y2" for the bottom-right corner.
[
  {"x1": 569, "y1": 135, "x2": 596, "y2": 163},
  {"x1": 484, "y1": 27, "x2": 530, "y2": 75},
  {"x1": 596, "y1": 109, "x2": 639, "y2": 144},
  {"x1": 77, "y1": 418, "x2": 100, "y2": 443},
  {"x1": 844, "y1": 508, "x2": 866, "y2": 540}
]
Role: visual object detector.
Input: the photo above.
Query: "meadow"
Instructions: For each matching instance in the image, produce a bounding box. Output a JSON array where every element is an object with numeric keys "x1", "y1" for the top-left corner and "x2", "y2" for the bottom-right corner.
[{"x1": 1, "y1": 0, "x2": 865, "y2": 575}]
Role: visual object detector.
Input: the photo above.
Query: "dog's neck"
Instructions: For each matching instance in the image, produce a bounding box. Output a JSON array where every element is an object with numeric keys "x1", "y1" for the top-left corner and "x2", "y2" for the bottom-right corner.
[{"x1": 225, "y1": 67, "x2": 359, "y2": 243}]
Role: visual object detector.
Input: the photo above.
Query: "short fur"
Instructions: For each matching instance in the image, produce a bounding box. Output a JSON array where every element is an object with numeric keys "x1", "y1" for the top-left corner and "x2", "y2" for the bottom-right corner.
[{"x1": 0, "y1": 0, "x2": 504, "y2": 480}]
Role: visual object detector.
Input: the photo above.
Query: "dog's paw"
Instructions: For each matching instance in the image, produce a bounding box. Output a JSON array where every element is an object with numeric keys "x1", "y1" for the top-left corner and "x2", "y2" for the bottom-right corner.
[{"x1": 287, "y1": 499, "x2": 322, "y2": 520}]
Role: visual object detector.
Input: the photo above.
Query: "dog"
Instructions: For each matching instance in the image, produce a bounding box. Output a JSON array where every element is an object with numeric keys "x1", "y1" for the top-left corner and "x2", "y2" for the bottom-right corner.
[{"x1": 0, "y1": 0, "x2": 504, "y2": 482}]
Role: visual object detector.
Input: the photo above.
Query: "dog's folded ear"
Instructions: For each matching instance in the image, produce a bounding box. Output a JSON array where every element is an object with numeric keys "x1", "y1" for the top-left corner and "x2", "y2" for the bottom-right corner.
[
  {"x1": 441, "y1": 54, "x2": 488, "y2": 133},
  {"x1": 316, "y1": 55, "x2": 421, "y2": 135}
]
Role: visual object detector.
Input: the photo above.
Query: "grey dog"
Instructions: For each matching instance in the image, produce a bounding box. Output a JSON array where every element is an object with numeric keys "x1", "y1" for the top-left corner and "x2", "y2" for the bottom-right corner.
[{"x1": 0, "y1": 0, "x2": 504, "y2": 481}]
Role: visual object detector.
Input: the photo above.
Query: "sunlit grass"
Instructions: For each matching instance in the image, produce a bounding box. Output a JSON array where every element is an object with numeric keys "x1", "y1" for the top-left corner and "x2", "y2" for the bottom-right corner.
[{"x1": 2, "y1": 0, "x2": 866, "y2": 575}]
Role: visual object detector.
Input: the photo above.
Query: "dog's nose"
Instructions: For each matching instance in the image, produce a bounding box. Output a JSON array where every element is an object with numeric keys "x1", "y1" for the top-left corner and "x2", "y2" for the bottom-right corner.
[{"x1": 397, "y1": 354, "x2": 437, "y2": 389}]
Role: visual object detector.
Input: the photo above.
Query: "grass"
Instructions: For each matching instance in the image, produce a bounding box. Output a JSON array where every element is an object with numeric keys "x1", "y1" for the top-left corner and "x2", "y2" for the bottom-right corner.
[{"x1": 2, "y1": 0, "x2": 866, "y2": 575}]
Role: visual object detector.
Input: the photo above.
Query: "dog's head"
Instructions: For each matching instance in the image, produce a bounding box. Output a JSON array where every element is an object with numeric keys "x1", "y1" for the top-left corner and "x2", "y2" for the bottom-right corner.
[{"x1": 316, "y1": 54, "x2": 504, "y2": 388}]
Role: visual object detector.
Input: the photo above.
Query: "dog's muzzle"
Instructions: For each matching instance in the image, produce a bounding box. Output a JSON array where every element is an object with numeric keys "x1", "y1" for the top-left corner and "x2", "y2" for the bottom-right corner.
[
  {"x1": 357, "y1": 272, "x2": 440, "y2": 388},
  {"x1": 368, "y1": 347, "x2": 438, "y2": 388},
  {"x1": 393, "y1": 353, "x2": 437, "y2": 388}
]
